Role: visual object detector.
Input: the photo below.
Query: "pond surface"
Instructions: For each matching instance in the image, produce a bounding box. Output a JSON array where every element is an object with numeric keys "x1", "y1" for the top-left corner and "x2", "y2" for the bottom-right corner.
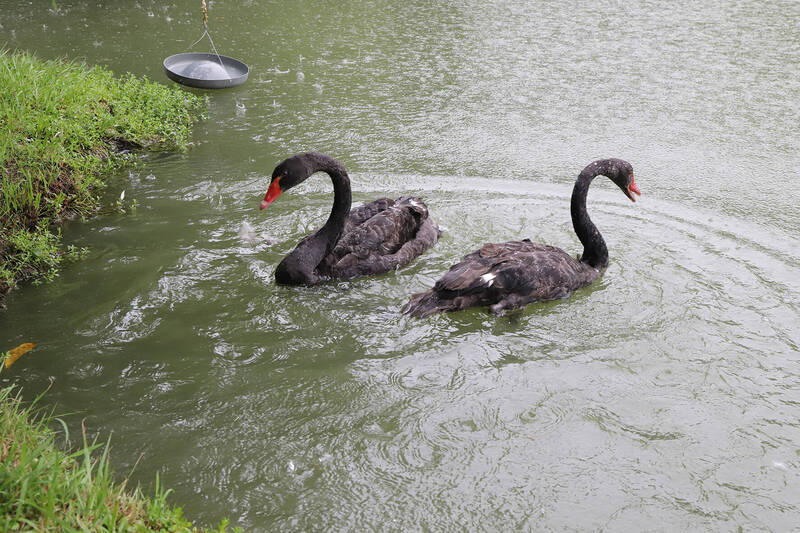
[{"x1": 2, "y1": 1, "x2": 800, "y2": 530}]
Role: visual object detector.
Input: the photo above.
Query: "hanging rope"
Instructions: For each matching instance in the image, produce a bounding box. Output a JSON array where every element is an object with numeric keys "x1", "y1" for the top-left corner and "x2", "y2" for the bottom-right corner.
[{"x1": 189, "y1": 0, "x2": 231, "y2": 80}]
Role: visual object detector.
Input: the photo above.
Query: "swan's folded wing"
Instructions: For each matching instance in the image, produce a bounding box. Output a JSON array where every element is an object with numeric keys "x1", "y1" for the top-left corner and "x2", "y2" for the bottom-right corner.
[
  {"x1": 433, "y1": 255, "x2": 497, "y2": 292},
  {"x1": 493, "y1": 248, "x2": 598, "y2": 301},
  {"x1": 433, "y1": 240, "x2": 584, "y2": 297},
  {"x1": 324, "y1": 197, "x2": 435, "y2": 277},
  {"x1": 335, "y1": 214, "x2": 400, "y2": 259},
  {"x1": 344, "y1": 198, "x2": 394, "y2": 233},
  {"x1": 335, "y1": 198, "x2": 427, "y2": 258},
  {"x1": 433, "y1": 240, "x2": 531, "y2": 293}
]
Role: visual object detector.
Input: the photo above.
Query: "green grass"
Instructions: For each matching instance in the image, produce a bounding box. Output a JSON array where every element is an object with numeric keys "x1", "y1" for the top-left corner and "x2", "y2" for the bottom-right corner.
[
  {"x1": 0, "y1": 49, "x2": 205, "y2": 301},
  {"x1": 0, "y1": 382, "x2": 236, "y2": 532}
]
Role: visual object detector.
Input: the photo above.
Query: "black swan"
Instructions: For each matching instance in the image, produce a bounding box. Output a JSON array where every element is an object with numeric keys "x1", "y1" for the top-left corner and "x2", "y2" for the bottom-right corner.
[
  {"x1": 260, "y1": 152, "x2": 440, "y2": 285},
  {"x1": 403, "y1": 159, "x2": 640, "y2": 317}
]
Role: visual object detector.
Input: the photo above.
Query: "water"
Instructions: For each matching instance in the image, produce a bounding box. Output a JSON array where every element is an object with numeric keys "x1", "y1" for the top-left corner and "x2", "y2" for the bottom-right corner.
[{"x1": 2, "y1": 1, "x2": 799, "y2": 530}]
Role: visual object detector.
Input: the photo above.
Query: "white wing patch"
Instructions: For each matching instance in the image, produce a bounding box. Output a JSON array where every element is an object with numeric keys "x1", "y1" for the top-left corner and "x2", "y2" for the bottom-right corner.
[{"x1": 480, "y1": 273, "x2": 496, "y2": 287}]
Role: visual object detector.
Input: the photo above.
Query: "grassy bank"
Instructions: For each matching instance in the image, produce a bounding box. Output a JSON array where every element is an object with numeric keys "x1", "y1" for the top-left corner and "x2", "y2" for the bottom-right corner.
[
  {"x1": 0, "y1": 50, "x2": 205, "y2": 302},
  {"x1": 0, "y1": 383, "x2": 235, "y2": 532}
]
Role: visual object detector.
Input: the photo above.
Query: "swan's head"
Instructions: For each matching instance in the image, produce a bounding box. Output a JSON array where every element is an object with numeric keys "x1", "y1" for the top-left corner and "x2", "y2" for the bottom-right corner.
[
  {"x1": 260, "y1": 154, "x2": 314, "y2": 209},
  {"x1": 606, "y1": 159, "x2": 640, "y2": 203}
]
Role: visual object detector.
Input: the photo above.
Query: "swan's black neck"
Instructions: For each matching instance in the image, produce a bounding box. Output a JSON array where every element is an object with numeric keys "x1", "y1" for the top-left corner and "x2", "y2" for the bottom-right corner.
[
  {"x1": 275, "y1": 153, "x2": 352, "y2": 285},
  {"x1": 308, "y1": 153, "x2": 352, "y2": 242},
  {"x1": 571, "y1": 160, "x2": 610, "y2": 269}
]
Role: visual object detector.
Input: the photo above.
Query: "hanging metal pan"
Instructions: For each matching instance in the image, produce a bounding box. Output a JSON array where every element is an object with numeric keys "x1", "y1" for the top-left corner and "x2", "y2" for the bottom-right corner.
[{"x1": 163, "y1": 52, "x2": 249, "y2": 89}]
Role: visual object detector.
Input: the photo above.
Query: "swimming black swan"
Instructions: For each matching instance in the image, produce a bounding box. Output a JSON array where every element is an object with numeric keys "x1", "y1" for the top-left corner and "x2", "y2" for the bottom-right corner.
[
  {"x1": 403, "y1": 159, "x2": 640, "y2": 317},
  {"x1": 260, "y1": 152, "x2": 439, "y2": 285}
]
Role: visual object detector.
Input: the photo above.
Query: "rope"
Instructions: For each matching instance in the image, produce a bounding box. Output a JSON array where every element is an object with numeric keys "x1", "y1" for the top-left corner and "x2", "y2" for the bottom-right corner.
[{"x1": 189, "y1": 0, "x2": 231, "y2": 80}]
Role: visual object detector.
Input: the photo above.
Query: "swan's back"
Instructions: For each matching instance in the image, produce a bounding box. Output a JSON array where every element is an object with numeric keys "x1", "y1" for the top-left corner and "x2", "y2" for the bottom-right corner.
[
  {"x1": 321, "y1": 196, "x2": 439, "y2": 279},
  {"x1": 404, "y1": 239, "x2": 599, "y2": 317},
  {"x1": 342, "y1": 198, "x2": 395, "y2": 234}
]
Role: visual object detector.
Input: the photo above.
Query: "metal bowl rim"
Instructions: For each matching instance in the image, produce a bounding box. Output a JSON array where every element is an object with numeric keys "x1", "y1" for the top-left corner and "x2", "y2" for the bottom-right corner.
[{"x1": 163, "y1": 52, "x2": 249, "y2": 88}]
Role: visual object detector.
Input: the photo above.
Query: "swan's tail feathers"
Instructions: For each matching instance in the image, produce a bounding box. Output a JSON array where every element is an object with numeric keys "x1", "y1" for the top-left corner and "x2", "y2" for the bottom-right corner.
[
  {"x1": 403, "y1": 289, "x2": 479, "y2": 318},
  {"x1": 403, "y1": 290, "x2": 446, "y2": 318}
]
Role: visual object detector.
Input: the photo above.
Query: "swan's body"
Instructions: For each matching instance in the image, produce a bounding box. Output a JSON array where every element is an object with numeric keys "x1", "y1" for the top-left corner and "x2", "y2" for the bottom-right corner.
[
  {"x1": 403, "y1": 159, "x2": 639, "y2": 317},
  {"x1": 260, "y1": 152, "x2": 439, "y2": 285}
]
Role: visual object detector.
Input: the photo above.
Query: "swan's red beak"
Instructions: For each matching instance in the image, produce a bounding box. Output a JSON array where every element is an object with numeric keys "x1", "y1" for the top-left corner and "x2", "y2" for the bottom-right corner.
[
  {"x1": 626, "y1": 177, "x2": 641, "y2": 203},
  {"x1": 260, "y1": 177, "x2": 283, "y2": 210}
]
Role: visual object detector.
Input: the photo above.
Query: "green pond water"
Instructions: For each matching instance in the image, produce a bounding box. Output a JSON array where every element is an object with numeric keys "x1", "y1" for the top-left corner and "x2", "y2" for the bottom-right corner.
[{"x1": 2, "y1": 1, "x2": 800, "y2": 530}]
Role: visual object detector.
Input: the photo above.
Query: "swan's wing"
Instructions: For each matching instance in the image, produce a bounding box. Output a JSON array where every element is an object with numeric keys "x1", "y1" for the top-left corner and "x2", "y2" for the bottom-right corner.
[
  {"x1": 323, "y1": 197, "x2": 436, "y2": 277},
  {"x1": 334, "y1": 197, "x2": 428, "y2": 258},
  {"x1": 382, "y1": 215, "x2": 439, "y2": 265},
  {"x1": 404, "y1": 243, "x2": 513, "y2": 317},
  {"x1": 432, "y1": 254, "x2": 494, "y2": 292},
  {"x1": 405, "y1": 240, "x2": 598, "y2": 317},
  {"x1": 434, "y1": 241, "x2": 587, "y2": 295},
  {"x1": 343, "y1": 198, "x2": 394, "y2": 233},
  {"x1": 432, "y1": 241, "x2": 534, "y2": 292}
]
